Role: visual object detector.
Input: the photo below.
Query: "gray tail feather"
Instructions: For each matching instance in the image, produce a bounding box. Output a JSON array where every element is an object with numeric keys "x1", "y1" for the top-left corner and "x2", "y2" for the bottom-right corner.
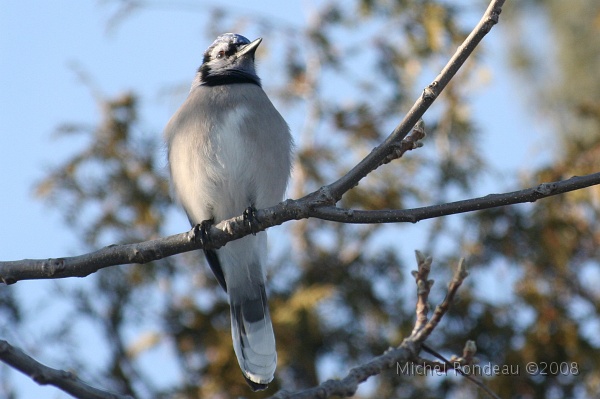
[{"x1": 230, "y1": 284, "x2": 277, "y2": 391}]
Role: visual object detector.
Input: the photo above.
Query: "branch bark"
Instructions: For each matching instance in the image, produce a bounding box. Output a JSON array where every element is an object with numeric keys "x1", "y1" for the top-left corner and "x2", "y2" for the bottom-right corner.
[
  {"x1": 2, "y1": 170, "x2": 597, "y2": 284},
  {"x1": 310, "y1": 173, "x2": 600, "y2": 223},
  {"x1": 0, "y1": 340, "x2": 133, "y2": 399}
]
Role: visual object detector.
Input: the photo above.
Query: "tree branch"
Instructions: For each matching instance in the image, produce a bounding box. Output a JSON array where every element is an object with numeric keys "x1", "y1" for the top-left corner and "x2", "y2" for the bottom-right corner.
[
  {"x1": 270, "y1": 254, "x2": 474, "y2": 399},
  {"x1": 309, "y1": 172, "x2": 600, "y2": 223},
  {"x1": 271, "y1": 344, "x2": 416, "y2": 399},
  {"x1": 3, "y1": 170, "x2": 598, "y2": 284},
  {"x1": 316, "y1": 0, "x2": 505, "y2": 203},
  {"x1": 0, "y1": 340, "x2": 133, "y2": 399}
]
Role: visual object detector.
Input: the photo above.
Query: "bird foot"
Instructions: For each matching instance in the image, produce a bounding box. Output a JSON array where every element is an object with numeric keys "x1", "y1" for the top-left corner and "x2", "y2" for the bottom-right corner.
[
  {"x1": 192, "y1": 219, "x2": 214, "y2": 248},
  {"x1": 243, "y1": 206, "x2": 260, "y2": 235}
]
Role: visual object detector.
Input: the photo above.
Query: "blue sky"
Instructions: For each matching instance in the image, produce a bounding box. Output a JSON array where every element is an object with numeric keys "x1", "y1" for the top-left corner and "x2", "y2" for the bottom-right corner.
[{"x1": 0, "y1": 1, "x2": 553, "y2": 397}]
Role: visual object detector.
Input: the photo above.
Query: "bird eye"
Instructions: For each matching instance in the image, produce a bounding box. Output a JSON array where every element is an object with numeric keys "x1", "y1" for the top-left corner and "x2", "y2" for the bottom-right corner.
[{"x1": 216, "y1": 51, "x2": 225, "y2": 59}]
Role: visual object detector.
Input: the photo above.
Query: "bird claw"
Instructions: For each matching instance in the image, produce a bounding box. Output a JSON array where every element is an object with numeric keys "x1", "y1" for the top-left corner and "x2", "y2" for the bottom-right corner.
[
  {"x1": 243, "y1": 206, "x2": 260, "y2": 235},
  {"x1": 193, "y1": 219, "x2": 214, "y2": 247}
]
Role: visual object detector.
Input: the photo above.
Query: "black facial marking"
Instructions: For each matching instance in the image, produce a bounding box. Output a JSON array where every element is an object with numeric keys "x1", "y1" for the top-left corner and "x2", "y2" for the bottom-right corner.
[
  {"x1": 201, "y1": 53, "x2": 210, "y2": 66},
  {"x1": 225, "y1": 43, "x2": 238, "y2": 57}
]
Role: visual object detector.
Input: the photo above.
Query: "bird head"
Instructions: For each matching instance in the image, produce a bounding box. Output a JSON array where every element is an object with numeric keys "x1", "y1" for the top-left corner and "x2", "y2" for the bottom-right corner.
[{"x1": 198, "y1": 33, "x2": 262, "y2": 87}]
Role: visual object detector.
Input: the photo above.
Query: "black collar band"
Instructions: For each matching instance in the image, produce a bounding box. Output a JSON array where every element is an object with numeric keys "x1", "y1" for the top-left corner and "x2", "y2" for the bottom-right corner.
[
  {"x1": 201, "y1": 74, "x2": 261, "y2": 87},
  {"x1": 199, "y1": 66, "x2": 262, "y2": 87}
]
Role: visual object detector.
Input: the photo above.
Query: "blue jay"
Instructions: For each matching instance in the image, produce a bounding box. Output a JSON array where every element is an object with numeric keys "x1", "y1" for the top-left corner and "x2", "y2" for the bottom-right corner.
[{"x1": 164, "y1": 33, "x2": 293, "y2": 390}]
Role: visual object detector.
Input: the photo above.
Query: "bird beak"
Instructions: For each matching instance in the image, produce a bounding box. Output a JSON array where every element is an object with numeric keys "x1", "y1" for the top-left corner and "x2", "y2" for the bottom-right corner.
[{"x1": 237, "y1": 37, "x2": 262, "y2": 58}]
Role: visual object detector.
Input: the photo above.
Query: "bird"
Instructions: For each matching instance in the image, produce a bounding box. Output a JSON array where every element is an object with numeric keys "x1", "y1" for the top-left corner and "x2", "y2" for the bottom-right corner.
[{"x1": 164, "y1": 33, "x2": 293, "y2": 390}]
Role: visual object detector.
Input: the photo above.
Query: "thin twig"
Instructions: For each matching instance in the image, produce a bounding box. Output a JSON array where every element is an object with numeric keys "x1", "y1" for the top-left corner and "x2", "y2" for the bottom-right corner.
[
  {"x1": 413, "y1": 259, "x2": 499, "y2": 399},
  {"x1": 410, "y1": 250, "x2": 434, "y2": 336},
  {"x1": 418, "y1": 347, "x2": 501, "y2": 399},
  {"x1": 413, "y1": 258, "x2": 469, "y2": 343}
]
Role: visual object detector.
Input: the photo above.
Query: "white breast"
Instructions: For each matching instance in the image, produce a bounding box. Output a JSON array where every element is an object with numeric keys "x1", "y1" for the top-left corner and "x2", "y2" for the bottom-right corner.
[
  {"x1": 168, "y1": 105, "x2": 255, "y2": 224},
  {"x1": 213, "y1": 106, "x2": 251, "y2": 180},
  {"x1": 166, "y1": 83, "x2": 292, "y2": 226}
]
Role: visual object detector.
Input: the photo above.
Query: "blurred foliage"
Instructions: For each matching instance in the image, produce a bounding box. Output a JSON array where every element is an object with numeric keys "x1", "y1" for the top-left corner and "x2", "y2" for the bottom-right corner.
[
  {"x1": 464, "y1": 0, "x2": 600, "y2": 397},
  {"x1": 3, "y1": 0, "x2": 599, "y2": 398}
]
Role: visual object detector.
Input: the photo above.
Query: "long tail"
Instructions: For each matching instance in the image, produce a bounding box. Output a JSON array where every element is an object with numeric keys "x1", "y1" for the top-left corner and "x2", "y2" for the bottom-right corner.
[
  {"x1": 230, "y1": 283, "x2": 277, "y2": 390},
  {"x1": 205, "y1": 233, "x2": 277, "y2": 390}
]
